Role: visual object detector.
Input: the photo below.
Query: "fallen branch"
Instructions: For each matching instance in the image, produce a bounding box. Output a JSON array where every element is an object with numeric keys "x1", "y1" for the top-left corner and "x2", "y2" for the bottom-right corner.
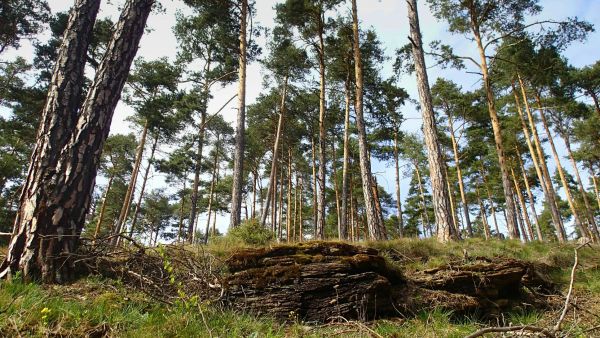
[
  {"x1": 464, "y1": 325, "x2": 555, "y2": 338},
  {"x1": 554, "y1": 241, "x2": 590, "y2": 332}
]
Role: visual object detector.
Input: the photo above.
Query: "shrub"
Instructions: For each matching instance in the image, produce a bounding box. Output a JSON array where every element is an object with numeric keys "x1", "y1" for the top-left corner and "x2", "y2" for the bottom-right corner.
[{"x1": 226, "y1": 219, "x2": 274, "y2": 246}]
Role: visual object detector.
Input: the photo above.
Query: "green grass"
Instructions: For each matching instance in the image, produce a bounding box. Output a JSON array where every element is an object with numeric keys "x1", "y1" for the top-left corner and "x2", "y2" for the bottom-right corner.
[{"x1": 1, "y1": 238, "x2": 600, "y2": 337}]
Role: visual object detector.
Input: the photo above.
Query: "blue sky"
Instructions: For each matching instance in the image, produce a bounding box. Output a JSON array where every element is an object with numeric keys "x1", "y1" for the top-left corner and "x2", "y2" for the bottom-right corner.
[{"x1": 4, "y1": 0, "x2": 600, "y2": 237}]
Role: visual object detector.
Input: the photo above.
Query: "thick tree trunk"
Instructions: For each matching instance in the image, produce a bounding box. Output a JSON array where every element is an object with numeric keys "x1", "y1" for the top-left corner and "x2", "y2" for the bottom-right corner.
[
  {"x1": 93, "y1": 175, "x2": 114, "y2": 243},
  {"x1": 230, "y1": 0, "x2": 248, "y2": 228},
  {"x1": 204, "y1": 137, "x2": 220, "y2": 244},
  {"x1": 534, "y1": 93, "x2": 591, "y2": 240},
  {"x1": 470, "y1": 23, "x2": 518, "y2": 240},
  {"x1": 444, "y1": 165, "x2": 460, "y2": 235},
  {"x1": 261, "y1": 76, "x2": 288, "y2": 226},
  {"x1": 316, "y1": 13, "x2": 327, "y2": 241},
  {"x1": 515, "y1": 149, "x2": 543, "y2": 241},
  {"x1": 351, "y1": 0, "x2": 385, "y2": 240},
  {"x1": 407, "y1": 0, "x2": 456, "y2": 242},
  {"x1": 517, "y1": 76, "x2": 566, "y2": 241},
  {"x1": 394, "y1": 132, "x2": 404, "y2": 237},
  {"x1": 129, "y1": 134, "x2": 158, "y2": 236},
  {"x1": 446, "y1": 107, "x2": 472, "y2": 236},
  {"x1": 340, "y1": 73, "x2": 352, "y2": 240},
  {"x1": 114, "y1": 120, "x2": 147, "y2": 244},
  {"x1": 562, "y1": 132, "x2": 599, "y2": 241},
  {"x1": 1, "y1": 0, "x2": 152, "y2": 282}
]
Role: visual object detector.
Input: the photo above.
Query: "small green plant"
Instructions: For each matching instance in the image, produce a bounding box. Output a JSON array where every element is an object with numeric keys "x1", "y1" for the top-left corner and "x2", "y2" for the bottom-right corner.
[
  {"x1": 226, "y1": 218, "x2": 274, "y2": 246},
  {"x1": 40, "y1": 307, "x2": 51, "y2": 325},
  {"x1": 157, "y1": 244, "x2": 198, "y2": 310}
]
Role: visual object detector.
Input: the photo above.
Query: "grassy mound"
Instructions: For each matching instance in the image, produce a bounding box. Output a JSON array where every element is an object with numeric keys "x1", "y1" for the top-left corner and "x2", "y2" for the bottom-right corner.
[{"x1": 0, "y1": 238, "x2": 599, "y2": 337}]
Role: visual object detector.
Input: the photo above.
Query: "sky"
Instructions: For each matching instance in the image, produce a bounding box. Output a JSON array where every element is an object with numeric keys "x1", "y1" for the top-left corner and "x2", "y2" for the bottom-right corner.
[{"x1": 3, "y1": 0, "x2": 600, "y2": 237}]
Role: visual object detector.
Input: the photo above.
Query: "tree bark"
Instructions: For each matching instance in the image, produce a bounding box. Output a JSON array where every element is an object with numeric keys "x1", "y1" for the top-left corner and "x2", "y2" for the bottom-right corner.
[
  {"x1": 332, "y1": 140, "x2": 342, "y2": 239},
  {"x1": 407, "y1": 0, "x2": 456, "y2": 242},
  {"x1": 114, "y1": 120, "x2": 147, "y2": 245},
  {"x1": 445, "y1": 165, "x2": 460, "y2": 235},
  {"x1": 204, "y1": 136, "x2": 220, "y2": 244},
  {"x1": 469, "y1": 13, "x2": 518, "y2": 239},
  {"x1": 316, "y1": 9, "x2": 327, "y2": 241},
  {"x1": 480, "y1": 167, "x2": 500, "y2": 236},
  {"x1": 278, "y1": 164, "x2": 284, "y2": 242},
  {"x1": 1, "y1": 1, "x2": 102, "y2": 279},
  {"x1": 340, "y1": 73, "x2": 352, "y2": 240},
  {"x1": 286, "y1": 148, "x2": 292, "y2": 242},
  {"x1": 311, "y1": 136, "x2": 318, "y2": 238},
  {"x1": 394, "y1": 132, "x2": 404, "y2": 237},
  {"x1": 177, "y1": 178, "x2": 186, "y2": 243},
  {"x1": 351, "y1": 0, "x2": 385, "y2": 240},
  {"x1": 561, "y1": 131, "x2": 599, "y2": 241},
  {"x1": 188, "y1": 106, "x2": 207, "y2": 243},
  {"x1": 592, "y1": 172, "x2": 600, "y2": 213},
  {"x1": 511, "y1": 168, "x2": 534, "y2": 242},
  {"x1": 515, "y1": 149, "x2": 543, "y2": 241},
  {"x1": 261, "y1": 76, "x2": 288, "y2": 226},
  {"x1": 475, "y1": 185, "x2": 491, "y2": 240},
  {"x1": 534, "y1": 93, "x2": 591, "y2": 240},
  {"x1": 1, "y1": 0, "x2": 152, "y2": 282},
  {"x1": 230, "y1": 0, "x2": 248, "y2": 228},
  {"x1": 129, "y1": 133, "x2": 158, "y2": 236},
  {"x1": 414, "y1": 162, "x2": 431, "y2": 236},
  {"x1": 445, "y1": 106, "x2": 472, "y2": 236},
  {"x1": 517, "y1": 76, "x2": 566, "y2": 241},
  {"x1": 93, "y1": 174, "x2": 114, "y2": 243}
]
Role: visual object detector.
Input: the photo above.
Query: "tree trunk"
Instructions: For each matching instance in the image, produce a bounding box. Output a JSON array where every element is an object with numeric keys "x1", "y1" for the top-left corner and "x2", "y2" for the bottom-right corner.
[
  {"x1": 129, "y1": 133, "x2": 158, "y2": 237},
  {"x1": 445, "y1": 165, "x2": 460, "y2": 235},
  {"x1": 177, "y1": 178, "x2": 186, "y2": 243},
  {"x1": 287, "y1": 149, "x2": 293, "y2": 242},
  {"x1": 230, "y1": 0, "x2": 248, "y2": 228},
  {"x1": 114, "y1": 120, "x2": 147, "y2": 245},
  {"x1": 470, "y1": 18, "x2": 519, "y2": 240},
  {"x1": 93, "y1": 175, "x2": 114, "y2": 243},
  {"x1": 515, "y1": 149, "x2": 543, "y2": 241},
  {"x1": 340, "y1": 73, "x2": 352, "y2": 240},
  {"x1": 316, "y1": 12, "x2": 327, "y2": 241},
  {"x1": 446, "y1": 106, "x2": 472, "y2": 236},
  {"x1": 292, "y1": 172, "x2": 298, "y2": 242},
  {"x1": 407, "y1": 0, "x2": 456, "y2": 242},
  {"x1": 351, "y1": 0, "x2": 385, "y2": 240},
  {"x1": 414, "y1": 162, "x2": 431, "y2": 235},
  {"x1": 332, "y1": 140, "x2": 342, "y2": 239},
  {"x1": 562, "y1": 132, "x2": 599, "y2": 241},
  {"x1": 511, "y1": 168, "x2": 534, "y2": 242},
  {"x1": 252, "y1": 170, "x2": 257, "y2": 219},
  {"x1": 588, "y1": 91, "x2": 600, "y2": 117},
  {"x1": 517, "y1": 76, "x2": 566, "y2": 241},
  {"x1": 299, "y1": 177, "x2": 303, "y2": 242},
  {"x1": 475, "y1": 185, "x2": 491, "y2": 240},
  {"x1": 311, "y1": 136, "x2": 318, "y2": 238},
  {"x1": 261, "y1": 76, "x2": 288, "y2": 226},
  {"x1": 211, "y1": 162, "x2": 220, "y2": 237},
  {"x1": 534, "y1": 93, "x2": 591, "y2": 240},
  {"x1": 1, "y1": 0, "x2": 151, "y2": 282},
  {"x1": 394, "y1": 132, "x2": 404, "y2": 237},
  {"x1": 204, "y1": 137, "x2": 220, "y2": 244},
  {"x1": 188, "y1": 104, "x2": 208, "y2": 243},
  {"x1": 278, "y1": 165, "x2": 284, "y2": 242},
  {"x1": 480, "y1": 167, "x2": 500, "y2": 236},
  {"x1": 592, "y1": 172, "x2": 600, "y2": 213}
]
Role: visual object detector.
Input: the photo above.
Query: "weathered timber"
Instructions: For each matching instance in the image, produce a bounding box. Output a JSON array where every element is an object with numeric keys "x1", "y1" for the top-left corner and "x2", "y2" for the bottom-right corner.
[{"x1": 223, "y1": 242, "x2": 555, "y2": 322}]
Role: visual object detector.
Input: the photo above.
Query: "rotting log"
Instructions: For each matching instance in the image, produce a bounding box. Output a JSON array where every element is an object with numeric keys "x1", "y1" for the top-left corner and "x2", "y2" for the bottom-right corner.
[{"x1": 223, "y1": 242, "x2": 556, "y2": 322}]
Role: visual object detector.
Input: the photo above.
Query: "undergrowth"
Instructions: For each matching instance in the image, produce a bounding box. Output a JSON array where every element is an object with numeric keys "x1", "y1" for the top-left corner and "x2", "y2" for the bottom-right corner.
[{"x1": 1, "y1": 238, "x2": 599, "y2": 337}]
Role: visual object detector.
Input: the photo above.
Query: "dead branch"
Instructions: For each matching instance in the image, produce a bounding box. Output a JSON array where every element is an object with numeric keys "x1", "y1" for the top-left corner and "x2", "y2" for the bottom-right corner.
[
  {"x1": 464, "y1": 325, "x2": 555, "y2": 338},
  {"x1": 554, "y1": 241, "x2": 590, "y2": 332}
]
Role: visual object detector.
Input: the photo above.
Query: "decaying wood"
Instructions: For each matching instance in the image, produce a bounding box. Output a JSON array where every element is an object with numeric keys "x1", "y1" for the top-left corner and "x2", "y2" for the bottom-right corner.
[{"x1": 223, "y1": 242, "x2": 556, "y2": 322}]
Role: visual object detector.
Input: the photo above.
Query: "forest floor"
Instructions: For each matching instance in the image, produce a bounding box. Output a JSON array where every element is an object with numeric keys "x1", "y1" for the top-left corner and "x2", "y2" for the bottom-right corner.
[{"x1": 1, "y1": 238, "x2": 600, "y2": 337}]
